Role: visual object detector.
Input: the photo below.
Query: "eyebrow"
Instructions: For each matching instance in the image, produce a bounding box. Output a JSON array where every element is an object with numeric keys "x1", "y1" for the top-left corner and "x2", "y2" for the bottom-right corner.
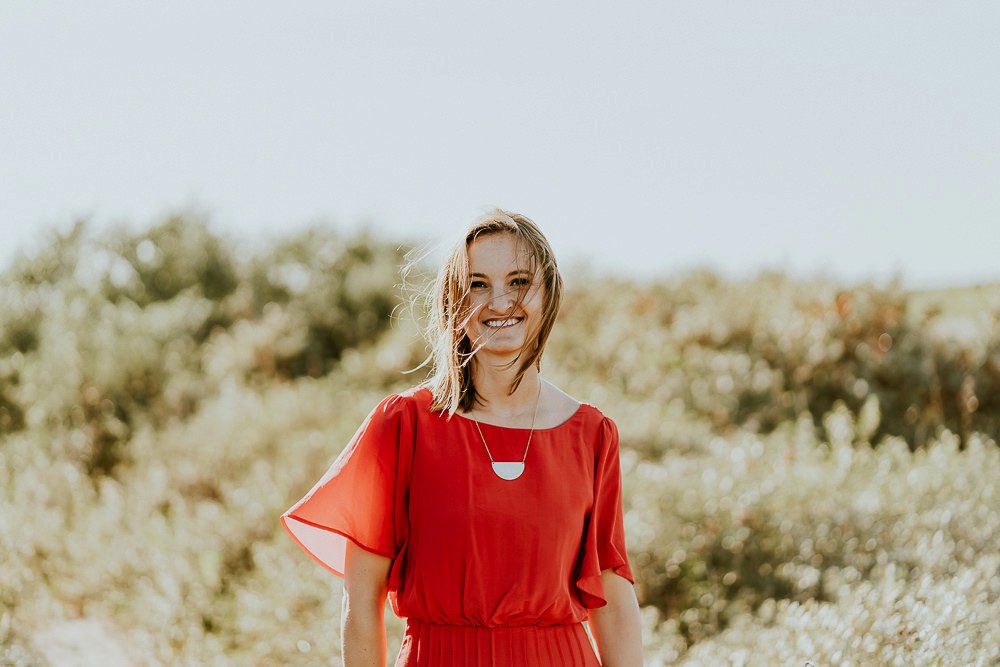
[{"x1": 470, "y1": 270, "x2": 533, "y2": 278}]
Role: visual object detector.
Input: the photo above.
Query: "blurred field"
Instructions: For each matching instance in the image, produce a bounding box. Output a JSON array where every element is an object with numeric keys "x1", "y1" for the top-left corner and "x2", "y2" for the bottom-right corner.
[{"x1": 1, "y1": 215, "x2": 998, "y2": 666}]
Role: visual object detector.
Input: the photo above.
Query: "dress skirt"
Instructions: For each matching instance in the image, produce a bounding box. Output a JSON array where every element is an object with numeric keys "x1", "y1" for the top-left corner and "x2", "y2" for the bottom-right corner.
[{"x1": 396, "y1": 619, "x2": 601, "y2": 667}]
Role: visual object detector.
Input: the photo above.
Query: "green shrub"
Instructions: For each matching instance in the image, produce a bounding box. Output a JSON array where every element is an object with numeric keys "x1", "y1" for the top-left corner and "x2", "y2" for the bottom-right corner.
[
  {"x1": 548, "y1": 271, "x2": 1000, "y2": 453},
  {"x1": 98, "y1": 213, "x2": 238, "y2": 306},
  {"x1": 625, "y1": 400, "x2": 998, "y2": 649},
  {"x1": 2, "y1": 219, "x2": 998, "y2": 665}
]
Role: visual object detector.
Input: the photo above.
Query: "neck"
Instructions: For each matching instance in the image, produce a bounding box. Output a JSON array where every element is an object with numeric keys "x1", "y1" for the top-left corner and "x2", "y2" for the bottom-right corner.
[{"x1": 469, "y1": 356, "x2": 541, "y2": 416}]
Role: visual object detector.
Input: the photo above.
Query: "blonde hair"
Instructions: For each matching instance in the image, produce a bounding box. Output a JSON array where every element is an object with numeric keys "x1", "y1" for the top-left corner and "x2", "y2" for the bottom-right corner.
[{"x1": 410, "y1": 209, "x2": 563, "y2": 416}]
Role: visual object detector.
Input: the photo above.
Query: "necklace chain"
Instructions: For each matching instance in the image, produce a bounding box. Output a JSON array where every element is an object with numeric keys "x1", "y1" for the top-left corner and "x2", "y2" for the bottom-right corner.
[{"x1": 472, "y1": 380, "x2": 542, "y2": 466}]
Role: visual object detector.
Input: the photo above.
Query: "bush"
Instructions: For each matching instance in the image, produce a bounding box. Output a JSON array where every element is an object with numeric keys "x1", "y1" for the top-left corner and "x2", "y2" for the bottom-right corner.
[
  {"x1": 2, "y1": 219, "x2": 998, "y2": 665},
  {"x1": 625, "y1": 400, "x2": 998, "y2": 650},
  {"x1": 548, "y1": 271, "x2": 1000, "y2": 454}
]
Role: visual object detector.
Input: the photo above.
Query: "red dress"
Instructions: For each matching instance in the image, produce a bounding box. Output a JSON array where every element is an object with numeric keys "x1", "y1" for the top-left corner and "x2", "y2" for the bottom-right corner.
[{"x1": 280, "y1": 386, "x2": 634, "y2": 666}]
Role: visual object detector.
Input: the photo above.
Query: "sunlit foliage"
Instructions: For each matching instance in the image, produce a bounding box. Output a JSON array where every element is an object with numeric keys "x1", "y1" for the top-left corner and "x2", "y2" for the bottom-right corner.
[{"x1": 1, "y1": 217, "x2": 997, "y2": 665}]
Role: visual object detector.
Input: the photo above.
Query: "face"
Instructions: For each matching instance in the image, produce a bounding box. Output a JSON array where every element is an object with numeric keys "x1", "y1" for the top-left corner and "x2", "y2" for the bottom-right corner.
[{"x1": 462, "y1": 233, "x2": 545, "y2": 362}]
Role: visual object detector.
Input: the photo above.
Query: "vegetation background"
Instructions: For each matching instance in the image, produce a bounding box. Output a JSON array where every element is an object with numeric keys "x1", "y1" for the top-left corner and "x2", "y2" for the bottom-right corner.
[{"x1": 1, "y1": 215, "x2": 997, "y2": 666}]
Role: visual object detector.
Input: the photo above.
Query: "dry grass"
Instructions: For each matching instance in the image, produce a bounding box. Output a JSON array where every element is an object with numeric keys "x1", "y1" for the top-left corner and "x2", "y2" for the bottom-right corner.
[{"x1": 2, "y1": 219, "x2": 998, "y2": 665}]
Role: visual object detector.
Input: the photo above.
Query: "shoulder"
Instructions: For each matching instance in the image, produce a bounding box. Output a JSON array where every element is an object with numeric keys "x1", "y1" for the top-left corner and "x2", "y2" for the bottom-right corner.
[
  {"x1": 543, "y1": 380, "x2": 618, "y2": 434},
  {"x1": 355, "y1": 387, "x2": 433, "y2": 449},
  {"x1": 381, "y1": 385, "x2": 431, "y2": 407},
  {"x1": 578, "y1": 403, "x2": 619, "y2": 443},
  {"x1": 575, "y1": 404, "x2": 622, "y2": 465},
  {"x1": 376, "y1": 385, "x2": 439, "y2": 418},
  {"x1": 367, "y1": 386, "x2": 431, "y2": 421}
]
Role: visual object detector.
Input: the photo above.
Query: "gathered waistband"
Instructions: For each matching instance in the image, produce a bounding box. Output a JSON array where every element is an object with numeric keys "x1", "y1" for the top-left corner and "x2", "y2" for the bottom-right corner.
[
  {"x1": 405, "y1": 618, "x2": 580, "y2": 630},
  {"x1": 397, "y1": 618, "x2": 600, "y2": 666}
]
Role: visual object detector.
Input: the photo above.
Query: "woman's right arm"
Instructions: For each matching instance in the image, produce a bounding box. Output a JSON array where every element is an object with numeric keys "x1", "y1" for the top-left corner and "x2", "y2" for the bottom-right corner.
[{"x1": 342, "y1": 540, "x2": 393, "y2": 667}]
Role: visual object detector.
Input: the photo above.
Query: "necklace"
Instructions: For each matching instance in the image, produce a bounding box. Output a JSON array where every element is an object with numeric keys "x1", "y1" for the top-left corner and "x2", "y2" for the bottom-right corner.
[{"x1": 472, "y1": 381, "x2": 541, "y2": 481}]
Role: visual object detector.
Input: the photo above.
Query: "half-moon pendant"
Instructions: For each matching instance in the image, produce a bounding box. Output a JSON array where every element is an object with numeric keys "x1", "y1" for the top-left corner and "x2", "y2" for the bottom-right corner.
[{"x1": 492, "y1": 461, "x2": 525, "y2": 481}]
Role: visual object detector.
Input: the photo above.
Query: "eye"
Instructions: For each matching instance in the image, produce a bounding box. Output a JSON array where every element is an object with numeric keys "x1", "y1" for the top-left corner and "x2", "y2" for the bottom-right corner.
[
  {"x1": 470, "y1": 280, "x2": 487, "y2": 289},
  {"x1": 511, "y1": 277, "x2": 530, "y2": 287}
]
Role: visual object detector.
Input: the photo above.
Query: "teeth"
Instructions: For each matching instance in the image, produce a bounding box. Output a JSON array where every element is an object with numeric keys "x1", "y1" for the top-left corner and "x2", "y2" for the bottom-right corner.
[{"x1": 485, "y1": 318, "x2": 520, "y2": 328}]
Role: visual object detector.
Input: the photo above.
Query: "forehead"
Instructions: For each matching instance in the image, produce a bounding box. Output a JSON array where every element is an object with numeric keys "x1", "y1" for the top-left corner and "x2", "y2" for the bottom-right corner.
[{"x1": 467, "y1": 233, "x2": 535, "y2": 274}]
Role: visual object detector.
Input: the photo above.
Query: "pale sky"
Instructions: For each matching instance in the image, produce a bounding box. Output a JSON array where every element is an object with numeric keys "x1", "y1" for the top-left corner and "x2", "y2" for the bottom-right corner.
[{"x1": 2, "y1": 1, "x2": 998, "y2": 289}]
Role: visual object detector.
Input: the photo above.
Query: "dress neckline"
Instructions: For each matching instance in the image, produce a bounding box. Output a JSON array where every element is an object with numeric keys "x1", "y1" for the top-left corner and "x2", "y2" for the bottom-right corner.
[{"x1": 450, "y1": 402, "x2": 587, "y2": 432}]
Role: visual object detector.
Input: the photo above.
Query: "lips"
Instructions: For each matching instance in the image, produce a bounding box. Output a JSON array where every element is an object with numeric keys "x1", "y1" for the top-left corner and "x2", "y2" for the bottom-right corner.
[{"x1": 483, "y1": 317, "x2": 523, "y2": 328}]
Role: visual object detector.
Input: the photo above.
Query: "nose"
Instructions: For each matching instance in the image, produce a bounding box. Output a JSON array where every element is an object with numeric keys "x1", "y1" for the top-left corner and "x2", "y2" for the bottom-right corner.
[{"x1": 487, "y1": 285, "x2": 515, "y2": 314}]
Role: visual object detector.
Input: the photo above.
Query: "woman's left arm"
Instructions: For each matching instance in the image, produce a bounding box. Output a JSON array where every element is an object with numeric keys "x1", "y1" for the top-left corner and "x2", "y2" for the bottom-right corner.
[{"x1": 588, "y1": 569, "x2": 643, "y2": 666}]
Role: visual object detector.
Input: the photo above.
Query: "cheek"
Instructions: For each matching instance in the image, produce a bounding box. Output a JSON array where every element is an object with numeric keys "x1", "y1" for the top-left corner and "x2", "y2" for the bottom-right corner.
[
  {"x1": 457, "y1": 300, "x2": 486, "y2": 335},
  {"x1": 525, "y1": 288, "x2": 547, "y2": 317},
  {"x1": 459, "y1": 297, "x2": 483, "y2": 322}
]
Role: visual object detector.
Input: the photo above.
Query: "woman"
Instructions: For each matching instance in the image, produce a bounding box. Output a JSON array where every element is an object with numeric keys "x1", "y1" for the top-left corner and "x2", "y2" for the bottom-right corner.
[{"x1": 280, "y1": 210, "x2": 643, "y2": 665}]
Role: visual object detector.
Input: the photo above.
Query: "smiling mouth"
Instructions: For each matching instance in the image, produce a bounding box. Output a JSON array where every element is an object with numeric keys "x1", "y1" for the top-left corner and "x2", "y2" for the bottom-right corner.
[{"x1": 483, "y1": 317, "x2": 523, "y2": 328}]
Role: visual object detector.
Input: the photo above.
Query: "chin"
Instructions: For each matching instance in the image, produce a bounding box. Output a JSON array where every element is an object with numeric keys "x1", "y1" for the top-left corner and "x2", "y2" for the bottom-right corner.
[
  {"x1": 479, "y1": 346, "x2": 524, "y2": 359},
  {"x1": 475, "y1": 339, "x2": 527, "y2": 359}
]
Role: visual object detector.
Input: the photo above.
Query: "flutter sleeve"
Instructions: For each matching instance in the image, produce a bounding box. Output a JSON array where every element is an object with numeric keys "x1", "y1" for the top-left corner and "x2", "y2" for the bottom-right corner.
[
  {"x1": 279, "y1": 392, "x2": 414, "y2": 589},
  {"x1": 574, "y1": 415, "x2": 635, "y2": 609}
]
